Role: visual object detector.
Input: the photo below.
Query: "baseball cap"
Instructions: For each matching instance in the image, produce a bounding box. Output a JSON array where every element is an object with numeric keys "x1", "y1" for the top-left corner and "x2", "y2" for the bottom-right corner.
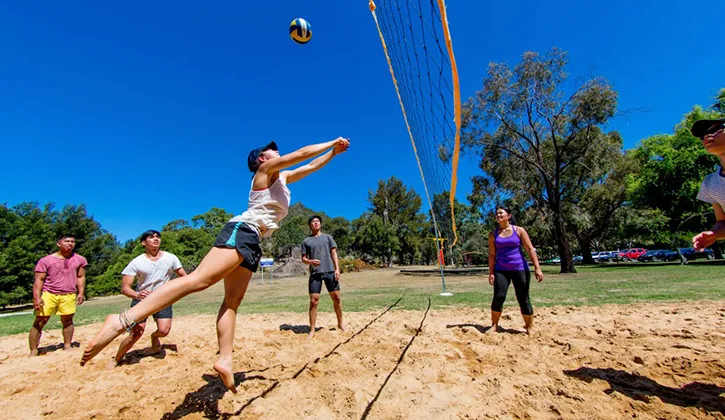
[
  {"x1": 691, "y1": 119, "x2": 725, "y2": 138},
  {"x1": 247, "y1": 141, "x2": 278, "y2": 172}
]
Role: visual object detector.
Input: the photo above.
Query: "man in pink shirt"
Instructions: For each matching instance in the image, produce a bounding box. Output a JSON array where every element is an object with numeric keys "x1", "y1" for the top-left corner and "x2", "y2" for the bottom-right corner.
[{"x1": 29, "y1": 234, "x2": 88, "y2": 356}]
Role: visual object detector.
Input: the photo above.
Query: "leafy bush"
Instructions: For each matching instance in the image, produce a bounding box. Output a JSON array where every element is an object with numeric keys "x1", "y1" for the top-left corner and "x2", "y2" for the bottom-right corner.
[{"x1": 339, "y1": 257, "x2": 371, "y2": 273}]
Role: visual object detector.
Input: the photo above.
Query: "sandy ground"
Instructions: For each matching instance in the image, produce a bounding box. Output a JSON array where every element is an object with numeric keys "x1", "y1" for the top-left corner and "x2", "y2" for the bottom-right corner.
[{"x1": 2, "y1": 299, "x2": 725, "y2": 419}]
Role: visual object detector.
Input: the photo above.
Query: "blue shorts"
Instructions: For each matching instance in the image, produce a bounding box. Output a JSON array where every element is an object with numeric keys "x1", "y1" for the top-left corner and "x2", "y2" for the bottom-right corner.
[
  {"x1": 213, "y1": 222, "x2": 262, "y2": 273},
  {"x1": 131, "y1": 299, "x2": 172, "y2": 323}
]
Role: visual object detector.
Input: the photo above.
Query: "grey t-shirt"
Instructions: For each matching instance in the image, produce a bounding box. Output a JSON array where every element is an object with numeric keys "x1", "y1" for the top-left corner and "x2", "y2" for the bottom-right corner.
[{"x1": 301, "y1": 233, "x2": 337, "y2": 275}]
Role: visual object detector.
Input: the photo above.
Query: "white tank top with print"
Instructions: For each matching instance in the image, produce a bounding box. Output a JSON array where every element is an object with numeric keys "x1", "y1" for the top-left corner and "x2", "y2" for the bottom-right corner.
[{"x1": 230, "y1": 176, "x2": 291, "y2": 237}]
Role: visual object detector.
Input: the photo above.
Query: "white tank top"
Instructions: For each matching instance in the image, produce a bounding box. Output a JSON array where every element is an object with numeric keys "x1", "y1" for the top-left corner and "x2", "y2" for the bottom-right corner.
[{"x1": 230, "y1": 176, "x2": 291, "y2": 237}]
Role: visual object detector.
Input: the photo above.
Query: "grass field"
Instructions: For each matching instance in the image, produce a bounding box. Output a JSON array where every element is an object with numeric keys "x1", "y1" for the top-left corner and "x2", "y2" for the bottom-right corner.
[{"x1": 1, "y1": 263, "x2": 723, "y2": 337}]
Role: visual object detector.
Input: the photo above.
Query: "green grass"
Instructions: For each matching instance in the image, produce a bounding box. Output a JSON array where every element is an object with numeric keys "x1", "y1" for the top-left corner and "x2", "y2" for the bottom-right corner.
[{"x1": 2, "y1": 263, "x2": 724, "y2": 337}]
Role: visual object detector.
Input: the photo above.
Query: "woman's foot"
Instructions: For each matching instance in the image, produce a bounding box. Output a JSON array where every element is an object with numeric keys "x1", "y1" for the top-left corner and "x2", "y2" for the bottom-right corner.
[
  {"x1": 523, "y1": 315, "x2": 534, "y2": 336},
  {"x1": 213, "y1": 358, "x2": 238, "y2": 393},
  {"x1": 80, "y1": 314, "x2": 125, "y2": 366}
]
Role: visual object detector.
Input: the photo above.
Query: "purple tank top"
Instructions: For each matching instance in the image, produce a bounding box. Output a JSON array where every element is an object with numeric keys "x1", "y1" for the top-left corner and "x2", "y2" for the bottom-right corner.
[{"x1": 494, "y1": 226, "x2": 526, "y2": 271}]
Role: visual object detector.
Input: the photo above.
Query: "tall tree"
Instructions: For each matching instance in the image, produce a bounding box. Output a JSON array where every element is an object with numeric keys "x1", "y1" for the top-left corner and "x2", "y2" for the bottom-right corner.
[
  {"x1": 160, "y1": 227, "x2": 215, "y2": 270},
  {"x1": 352, "y1": 213, "x2": 399, "y2": 264},
  {"x1": 612, "y1": 207, "x2": 671, "y2": 250},
  {"x1": 325, "y1": 216, "x2": 353, "y2": 257},
  {"x1": 191, "y1": 207, "x2": 233, "y2": 233},
  {"x1": 368, "y1": 177, "x2": 425, "y2": 266},
  {"x1": 462, "y1": 48, "x2": 620, "y2": 273},
  {"x1": 162, "y1": 219, "x2": 190, "y2": 232},
  {"x1": 0, "y1": 203, "x2": 53, "y2": 305},
  {"x1": 567, "y1": 153, "x2": 638, "y2": 263}
]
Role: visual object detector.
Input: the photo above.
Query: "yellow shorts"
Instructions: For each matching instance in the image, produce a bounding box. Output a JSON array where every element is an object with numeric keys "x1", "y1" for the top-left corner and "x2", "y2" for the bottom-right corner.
[{"x1": 35, "y1": 291, "x2": 77, "y2": 317}]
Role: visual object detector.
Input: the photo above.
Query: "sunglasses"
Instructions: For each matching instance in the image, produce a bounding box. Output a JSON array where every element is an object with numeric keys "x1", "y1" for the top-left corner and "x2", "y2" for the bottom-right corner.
[{"x1": 701, "y1": 123, "x2": 725, "y2": 138}]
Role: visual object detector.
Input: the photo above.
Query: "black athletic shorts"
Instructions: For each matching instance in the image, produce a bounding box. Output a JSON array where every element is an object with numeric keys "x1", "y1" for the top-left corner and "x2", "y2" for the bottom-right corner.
[
  {"x1": 131, "y1": 299, "x2": 172, "y2": 323},
  {"x1": 214, "y1": 221, "x2": 262, "y2": 273},
  {"x1": 309, "y1": 271, "x2": 340, "y2": 294}
]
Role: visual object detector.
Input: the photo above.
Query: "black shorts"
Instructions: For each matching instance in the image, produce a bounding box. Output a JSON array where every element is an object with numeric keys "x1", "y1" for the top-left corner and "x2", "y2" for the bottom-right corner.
[
  {"x1": 131, "y1": 299, "x2": 172, "y2": 323},
  {"x1": 309, "y1": 271, "x2": 340, "y2": 294},
  {"x1": 214, "y1": 222, "x2": 262, "y2": 273}
]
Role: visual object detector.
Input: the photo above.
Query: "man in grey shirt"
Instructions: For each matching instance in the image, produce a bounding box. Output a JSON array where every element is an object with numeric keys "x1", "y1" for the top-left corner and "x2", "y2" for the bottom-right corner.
[{"x1": 301, "y1": 215, "x2": 343, "y2": 338}]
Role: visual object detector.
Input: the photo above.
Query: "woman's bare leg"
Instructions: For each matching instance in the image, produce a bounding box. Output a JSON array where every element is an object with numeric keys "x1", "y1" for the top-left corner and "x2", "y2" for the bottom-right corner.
[
  {"x1": 81, "y1": 247, "x2": 243, "y2": 366},
  {"x1": 213, "y1": 266, "x2": 253, "y2": 393}
]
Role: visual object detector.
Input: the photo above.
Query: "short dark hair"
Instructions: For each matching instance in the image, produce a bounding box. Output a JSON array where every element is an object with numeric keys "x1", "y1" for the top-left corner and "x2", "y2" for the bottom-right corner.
[
  {"x1": 57, "y1": 234, "x2": 75, "y2": 241},
  {"x1": 140, "y1": 230, "x2": 161, "y2": 243},
  {"x1": 308, "y1": 215, "x2": 322, "y2": 225}
]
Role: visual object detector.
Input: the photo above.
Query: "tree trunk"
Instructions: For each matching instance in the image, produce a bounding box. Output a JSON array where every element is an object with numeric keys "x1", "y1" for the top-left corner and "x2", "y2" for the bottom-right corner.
[
  {"x1": 578, "y1": 236, "x2": 595, "y2": 264},
  {"x1": 552, "y1": 208, "x2": 577, "y2": 273}
]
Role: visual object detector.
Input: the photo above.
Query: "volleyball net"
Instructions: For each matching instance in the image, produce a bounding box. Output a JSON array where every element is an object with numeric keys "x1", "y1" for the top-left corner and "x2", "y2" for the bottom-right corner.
[{"x1": 368, "y1": 0, "x2": 462, "y2": 253}]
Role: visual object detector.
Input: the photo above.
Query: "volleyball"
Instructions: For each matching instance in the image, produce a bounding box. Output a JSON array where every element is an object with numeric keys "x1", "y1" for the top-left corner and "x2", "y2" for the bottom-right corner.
[{"x1": 289, "y1": 18, "x2": 312, "y2": 44}]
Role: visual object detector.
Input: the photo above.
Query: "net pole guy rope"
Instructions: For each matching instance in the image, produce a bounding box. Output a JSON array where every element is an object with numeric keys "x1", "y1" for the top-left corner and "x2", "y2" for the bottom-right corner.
[{"x1": 369, "y1": 0, "x2": 450, "y2": 296}]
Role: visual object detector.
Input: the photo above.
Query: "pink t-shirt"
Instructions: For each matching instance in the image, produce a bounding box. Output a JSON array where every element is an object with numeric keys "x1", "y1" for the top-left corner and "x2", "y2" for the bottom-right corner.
[{"x1": 34, "y1": 253, "x2": 88, "y2": 295}]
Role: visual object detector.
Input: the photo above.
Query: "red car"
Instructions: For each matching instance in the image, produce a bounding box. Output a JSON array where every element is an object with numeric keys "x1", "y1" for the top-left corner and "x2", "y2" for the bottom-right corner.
[{"x1": 623, "y1": 248, "x2": 648, "y2": 261}]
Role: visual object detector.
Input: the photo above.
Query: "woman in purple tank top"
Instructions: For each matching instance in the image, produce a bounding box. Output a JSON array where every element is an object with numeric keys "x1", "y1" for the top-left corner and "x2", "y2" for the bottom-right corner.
[{"x1": 487, "y1": 207, "x2": 544, "y2": 335}]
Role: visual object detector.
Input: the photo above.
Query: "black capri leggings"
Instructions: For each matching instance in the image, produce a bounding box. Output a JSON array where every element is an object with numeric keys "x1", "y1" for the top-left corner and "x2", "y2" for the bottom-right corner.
[{"x1": 491, "y1": 270, "x2": 533, "y2": 315}]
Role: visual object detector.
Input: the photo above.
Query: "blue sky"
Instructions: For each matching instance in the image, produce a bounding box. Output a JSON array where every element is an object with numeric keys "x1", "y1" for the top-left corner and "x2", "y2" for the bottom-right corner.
[{"x1": 1, "y1": 0, "x2": 724, "y2": 242}]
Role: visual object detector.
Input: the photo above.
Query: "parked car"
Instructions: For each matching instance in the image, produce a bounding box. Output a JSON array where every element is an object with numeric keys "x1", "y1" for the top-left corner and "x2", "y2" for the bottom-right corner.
[
  {"x1": 679, "y1": 247, "x2": 715, "y2": 261},
  {"x1": 595, "y1": 251, "x2": 611, "y2": 262},
  {"x1": 607, "y1": 251, "x2": 623, "y2": 262},
  {"x1": 619, "y1": 249, "x2": 631, "y2": 260},
  {"x1": 624, "y1": 248, "x2": 648, "y2": 261},
  {"x1": 591, "y1": 251, "x2": 600, "y2": 262},
  {"x1": 637, "y1": 249, "x2": 679, "y2": 262},
  {"x1": 573, "y1": 255, "x2": 584, "y2": 263}
]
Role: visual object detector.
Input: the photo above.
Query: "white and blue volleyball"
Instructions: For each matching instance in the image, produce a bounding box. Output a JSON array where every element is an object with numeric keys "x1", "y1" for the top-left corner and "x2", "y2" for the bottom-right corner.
[{"x1": 289, "y1": 18, "x2": 312, "y2": 44}]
